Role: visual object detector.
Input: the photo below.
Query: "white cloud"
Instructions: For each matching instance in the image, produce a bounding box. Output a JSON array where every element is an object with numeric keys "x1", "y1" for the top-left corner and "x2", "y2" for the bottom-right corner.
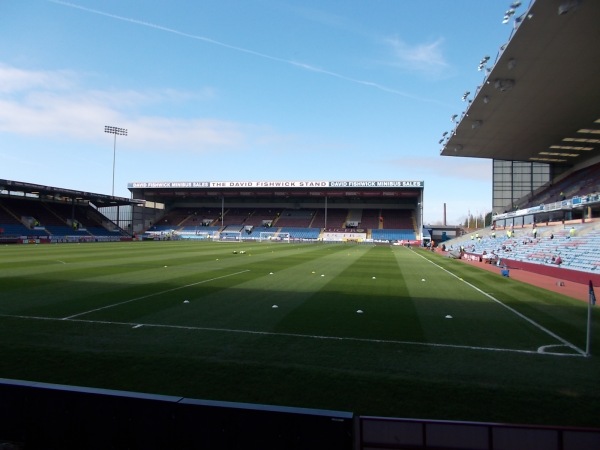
[
  {"x1": 384, "y1": 36, "x2": 449, "y2": 75},
  {"x1": 380, "y1": 156, "x2": 492, "y2": 224},
  {"x1": 0, "y1": 63, "x2": 77, "y2": 94},
  {"x1": 0, "y1": 64, "x2": 282, "y2": 152},
  {"x1": 126, "y1": 117, "x2": 248, "y2": 150},
  {"x1": 385, "y1": 155, "x2": 491, "y2": 181}
]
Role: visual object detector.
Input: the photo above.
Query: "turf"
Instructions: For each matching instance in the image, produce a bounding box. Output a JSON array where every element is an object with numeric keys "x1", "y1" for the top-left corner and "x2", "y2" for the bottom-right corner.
[{"x1": 0, "y1": 241, "x2": 599, "y2": 427}]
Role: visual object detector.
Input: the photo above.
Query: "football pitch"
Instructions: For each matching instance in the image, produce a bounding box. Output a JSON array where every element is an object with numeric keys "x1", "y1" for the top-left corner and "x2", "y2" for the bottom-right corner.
[{"x1": 1, "y1": 241, "x2": 598, "y2": 427}]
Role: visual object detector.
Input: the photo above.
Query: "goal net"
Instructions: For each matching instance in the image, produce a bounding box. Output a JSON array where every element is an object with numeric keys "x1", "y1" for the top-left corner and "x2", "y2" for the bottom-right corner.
[
  {"x1": 216, "y1": 231, "x2": 242, "y2": 241},
  {"x1": 259, "y1": 231, "x2": 290, "y2": 243}
]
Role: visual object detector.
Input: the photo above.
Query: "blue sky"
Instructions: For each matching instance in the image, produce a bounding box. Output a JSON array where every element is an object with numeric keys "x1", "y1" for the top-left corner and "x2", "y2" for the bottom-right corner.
[{"x1": 0, "y1": 0, "x2": 521, "y2": 224}]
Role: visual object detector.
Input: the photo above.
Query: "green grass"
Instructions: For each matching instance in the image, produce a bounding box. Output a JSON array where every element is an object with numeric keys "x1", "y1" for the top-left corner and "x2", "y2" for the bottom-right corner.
[{"x1": 1, "y1": 241, "x2": 599, "y2": 427}]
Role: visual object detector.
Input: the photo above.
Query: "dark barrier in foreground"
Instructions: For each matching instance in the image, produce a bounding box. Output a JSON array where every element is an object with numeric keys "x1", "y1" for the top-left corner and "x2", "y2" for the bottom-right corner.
[
  {"x1": 2, "y1": 379, "x2": 600, "y2": 450},
  {"x1": 358, "y1": 416, "x2": 600, "y2": 450},
  {"x1": 0, "y1": 378, "x2": 353, "y2": 450}
]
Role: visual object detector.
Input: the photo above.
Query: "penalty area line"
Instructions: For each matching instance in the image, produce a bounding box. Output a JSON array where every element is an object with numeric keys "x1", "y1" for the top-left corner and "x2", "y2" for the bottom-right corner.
[
  {"x1": 415, "y1": 251, "x2": 586, "y2": 357},
  {"x1": 0, "y1": 313, "x2": 585, "y2": 358},
  {"x1": 62, "y1": 270, "x2": 250, "y2": 320}
]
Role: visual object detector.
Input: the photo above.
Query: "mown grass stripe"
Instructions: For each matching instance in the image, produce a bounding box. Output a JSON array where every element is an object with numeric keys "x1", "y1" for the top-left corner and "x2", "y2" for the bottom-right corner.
[{"x1": 63, "y1": 270, "x2": 251, "y2": 319}]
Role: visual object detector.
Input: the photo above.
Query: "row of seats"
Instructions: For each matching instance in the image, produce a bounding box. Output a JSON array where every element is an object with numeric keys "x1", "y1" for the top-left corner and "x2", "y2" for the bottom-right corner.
[
  {"x1": 0, "y1": 222, "x2": 125, "y2": 238},
  {"x1": 371, "y1": 229, "x2": 417, "y2": 241},
  {"x1": 444, "y1": 223, "x2": 600, "y2": 274},
  {"x1": 148, "y1": 225, "x2": 416, "y2": 241},
  {"x1": 156, "y1": 207, "x2": 416, "y2": 231},
  {"x1": 515, "y1": 162, "x2": 600, "y2": 210},
  {"x1": 0, "y1": 198, "x2": 125, "y2": 237}
]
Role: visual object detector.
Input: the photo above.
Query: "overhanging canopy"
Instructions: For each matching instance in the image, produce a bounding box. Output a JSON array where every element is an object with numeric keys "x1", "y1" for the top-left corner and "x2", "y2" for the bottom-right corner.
[{"x1": 441, "y1": 0, "x2": 600, "y2": 166}]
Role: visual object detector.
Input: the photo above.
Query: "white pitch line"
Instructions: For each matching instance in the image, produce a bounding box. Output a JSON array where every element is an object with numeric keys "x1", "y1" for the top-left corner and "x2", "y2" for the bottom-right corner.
[
  {"x1": 414, "y1": 251, "x2": 586, "y2": 356},
  {"x1": 62, "y1": 270, "x2": 250, "y2": 320},
  {"x1": 0, "y1": 313, "x2": 584, "y2": 358}
]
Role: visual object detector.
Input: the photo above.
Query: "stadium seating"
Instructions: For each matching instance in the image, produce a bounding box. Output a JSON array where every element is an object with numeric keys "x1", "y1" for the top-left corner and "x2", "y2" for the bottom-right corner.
[
  {"x1": 515, "y1": 162, "x2": 600, "y2": 210},
  {"x1": 278, "y1": 227, "x2": 321, "y2": 239},
  {"x1": 0, "y1": 196, "x2": 128, "y2": 239},
  {"x1": 1, "y1": 197, "x2": 423, "y2": 243},
  {"x1": 371, "y1": 229, "x2": 416, "y2": 241},
  {"x1": 444, "y1": 222, "x2": 600, "y2": 274},
  {"x1": 0, "y1": 223, "x2": 46, "y2": 236},
  {"x1": 132, "y1": 206, "x2": 419, "y2": 242},
  {"x1": 147, "y1": 224, "x2": 175, "y2": 231},
  {"x1": 243, "y1": 208, "x2": 281, "y2": 227},
  {"x1": 379, "y1": 209, "x2": 414, "y2": 229},
  {"x1": 274, "y1": 209, "x2": 316, "y2": 227},
  {"x1": 245, "y1": 225, "x2": 273, "y2": 238},
  {"x1": 359, "y1": 209, "x2": 381, "y2": 229},
  {"x1": 310, "y1": 209, "x2": 348, "y2": 229}
]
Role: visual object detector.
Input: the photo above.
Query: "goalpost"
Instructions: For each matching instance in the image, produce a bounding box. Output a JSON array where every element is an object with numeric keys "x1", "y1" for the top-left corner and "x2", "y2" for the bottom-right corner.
[{"x1": 259, "y1": 231, "x2": 290, "y2": 243}]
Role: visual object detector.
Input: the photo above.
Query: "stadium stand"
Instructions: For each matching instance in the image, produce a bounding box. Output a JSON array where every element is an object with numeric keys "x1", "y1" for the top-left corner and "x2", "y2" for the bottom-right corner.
[
  {"x1": 137, "y1": 204, "x2": 424, "y2": 243},
  {"x1": 243, "y1": 208, "x2": 281, "y2": 227},
  {"x1": 357, "y1": 208, "x2": 380, "y2": 229},
  {"x1": 310, "y1": 208, "x2": 348, "y2": 229},
  {"x1": 274, "y1": 209, "x2": 316, "y2": 227},
  {"x1": 278, "y1": 227, "x2": 321, "y2": 240},
  {"x1": 514, "y1": 163, "x2": 600, "y2": 211},
  {"x1": 0, "y1": 187, "x2": 131, "y2": 241},
  {"x1": 441, "y1": 221, "x2": 600, "y2": 284},
  {"x1": 371, "y1": 229, "x2": 416, "y2": 242},
  {"x1": 379, "y1": 209, "x2": 414, "y2": 229}
]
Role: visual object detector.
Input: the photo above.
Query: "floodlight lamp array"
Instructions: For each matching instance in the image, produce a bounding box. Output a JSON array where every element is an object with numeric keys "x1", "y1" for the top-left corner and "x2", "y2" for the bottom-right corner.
[{"x1": 105, "y1": 126, "x2": 128, "y2": 136}]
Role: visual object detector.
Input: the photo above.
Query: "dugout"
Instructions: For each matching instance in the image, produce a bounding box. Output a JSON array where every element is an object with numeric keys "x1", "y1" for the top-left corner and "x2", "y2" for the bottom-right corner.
[{"x1": 425, "y1": 225, "x2": 463, "y2": 244}]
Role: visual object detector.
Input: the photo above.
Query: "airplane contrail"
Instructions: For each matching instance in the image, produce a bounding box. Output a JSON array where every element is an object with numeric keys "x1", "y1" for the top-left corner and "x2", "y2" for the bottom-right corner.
[{"x1": 49, "y1": 0, "x2": 433, "y2": 102}]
